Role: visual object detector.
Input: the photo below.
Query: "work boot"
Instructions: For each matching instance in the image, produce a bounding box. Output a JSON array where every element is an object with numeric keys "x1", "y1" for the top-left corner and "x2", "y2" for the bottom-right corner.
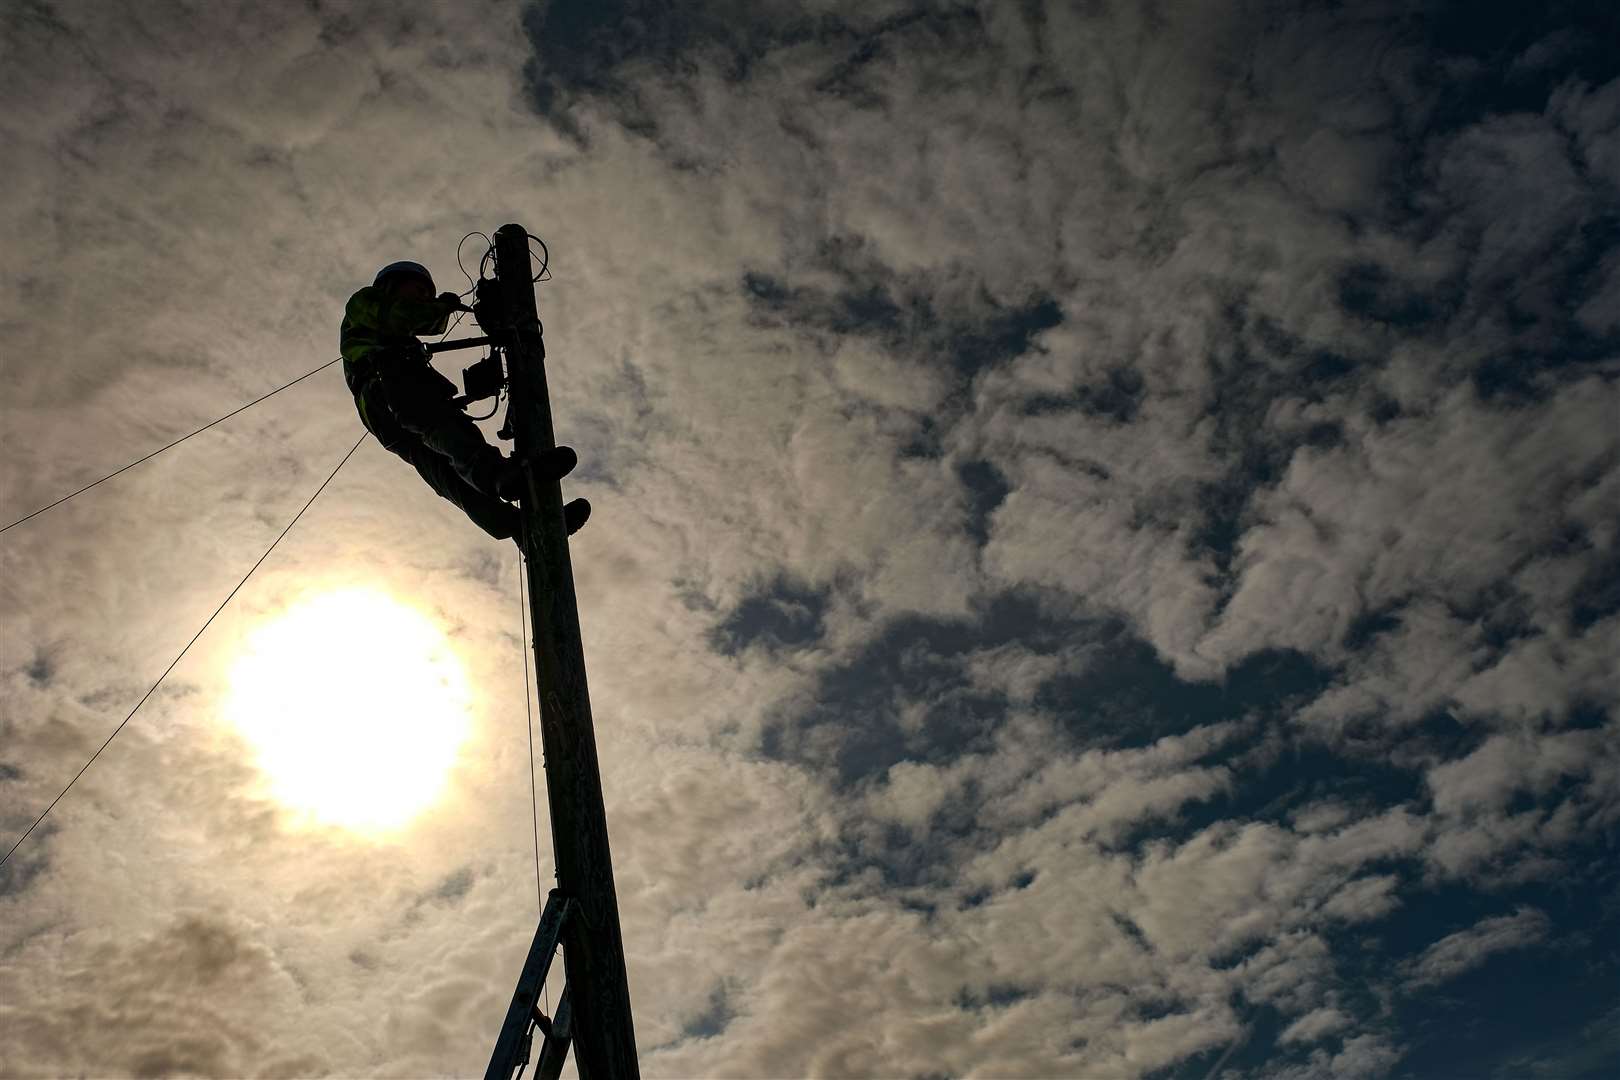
[
  {"x1": 535, "y1": 445, "x2": 579, "y2": 481},
  {"x1": 507, "y1": 499, "x2": 591, "y2": 547},
  {"x1": 494, "y1": 445, "x2": 578, "y2": 502},
  {"x1": 564, "y1": 498, "x2": 591, "y2": 535}
]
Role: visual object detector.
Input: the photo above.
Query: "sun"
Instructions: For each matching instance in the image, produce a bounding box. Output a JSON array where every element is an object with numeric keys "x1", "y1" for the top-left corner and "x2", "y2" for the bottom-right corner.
[{"x1": 225, "y1": 587, "x2": 472, "y2": 834}]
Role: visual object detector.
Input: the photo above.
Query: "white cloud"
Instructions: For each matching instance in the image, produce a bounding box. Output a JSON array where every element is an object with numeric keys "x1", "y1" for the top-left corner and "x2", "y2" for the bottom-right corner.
[
  {"x1": 1279, "y1": 1006, "x2": 1353, "y2": 1046},
  {"x1": 1402, "y1": 907, "x2": 1551, "y2": 988},
  {"x1": 1319, "y1": 873, "x2": 1402, "y2": 923}
]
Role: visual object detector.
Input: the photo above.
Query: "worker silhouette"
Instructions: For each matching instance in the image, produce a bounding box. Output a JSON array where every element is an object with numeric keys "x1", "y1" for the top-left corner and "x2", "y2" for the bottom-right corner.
[{"x1": 341, "y1": 260, "x2": 589, "y2": 540}]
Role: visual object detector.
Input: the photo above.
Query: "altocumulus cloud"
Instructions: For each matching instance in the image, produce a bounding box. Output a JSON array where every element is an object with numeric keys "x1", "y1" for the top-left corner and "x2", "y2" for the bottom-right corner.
[{"x1": 2, "y1": 0, "x2": 1618, "y2": 1078}]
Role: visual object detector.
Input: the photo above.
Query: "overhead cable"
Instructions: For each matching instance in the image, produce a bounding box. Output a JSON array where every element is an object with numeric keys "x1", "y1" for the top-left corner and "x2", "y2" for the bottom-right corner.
[
  {"x1": 0, "y1": 432, "x2": 370, "y2": 870},
  {"x1": 1, "y1": 357, "x2": 344, "y2": 535}
]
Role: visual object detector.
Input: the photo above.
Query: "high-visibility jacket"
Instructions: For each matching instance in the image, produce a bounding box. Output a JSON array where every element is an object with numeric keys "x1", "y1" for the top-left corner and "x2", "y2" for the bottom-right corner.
[{"x1": 339, "y1": 285, "x2": 456, "y2": 392}]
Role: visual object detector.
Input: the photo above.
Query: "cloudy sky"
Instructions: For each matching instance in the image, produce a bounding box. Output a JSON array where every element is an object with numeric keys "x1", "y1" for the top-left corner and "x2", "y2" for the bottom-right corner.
[{"x1": 3, "y1": 0, "x2": 1618, "y2": 1077}]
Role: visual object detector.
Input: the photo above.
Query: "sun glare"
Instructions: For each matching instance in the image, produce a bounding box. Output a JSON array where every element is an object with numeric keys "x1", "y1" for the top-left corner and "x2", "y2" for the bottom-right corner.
[{"x1": 225, "y1": 587, "x2": 472, "y2": 835}]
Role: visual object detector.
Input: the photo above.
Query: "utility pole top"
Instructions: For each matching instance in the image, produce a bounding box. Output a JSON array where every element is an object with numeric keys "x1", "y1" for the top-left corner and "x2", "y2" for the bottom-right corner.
[{"x1": 486, "y1": 222, "x2": 639, "y2": 1080}]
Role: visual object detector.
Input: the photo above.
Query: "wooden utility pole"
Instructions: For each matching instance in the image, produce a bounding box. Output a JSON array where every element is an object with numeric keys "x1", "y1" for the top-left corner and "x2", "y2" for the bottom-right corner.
[{"x1": 486, "y1": 222, "x2": 639, "y2": 1079}]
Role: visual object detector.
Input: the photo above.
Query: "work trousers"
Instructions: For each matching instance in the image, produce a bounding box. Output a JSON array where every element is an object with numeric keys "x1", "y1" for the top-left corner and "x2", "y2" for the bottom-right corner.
[{"x1": 352, "y1": 365, "x2": 517, "y2": 540}]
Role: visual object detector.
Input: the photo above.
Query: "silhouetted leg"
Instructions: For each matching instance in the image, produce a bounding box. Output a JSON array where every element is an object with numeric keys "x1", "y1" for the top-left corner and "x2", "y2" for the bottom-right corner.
[
  {"x1": 396, "y1": 440, "x2": 519, "y2": 539},
  {"x1": 381, "y1": 367, "x2": 506, "y2": 497},
  {"x1": 357, "y1": 378, "x2": 515, "y2": 538}
]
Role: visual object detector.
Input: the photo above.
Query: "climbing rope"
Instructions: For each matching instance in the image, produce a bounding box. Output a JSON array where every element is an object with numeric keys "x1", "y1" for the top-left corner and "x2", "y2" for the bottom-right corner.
[
  {"x1": 0, "y1": 432, "x2": 370, "y2": 869},
  {"x1": 517, "y1": 542, "x2": 552, "y2": 1019},
  {"x1": 518, "y1": 549, "x2": 546, "y2": 913}
]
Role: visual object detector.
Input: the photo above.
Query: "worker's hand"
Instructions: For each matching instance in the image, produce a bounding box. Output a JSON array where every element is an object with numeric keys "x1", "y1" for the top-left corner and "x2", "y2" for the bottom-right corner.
[{"x1": 437, "y1": 291, "x2": 466, "y2": 310}]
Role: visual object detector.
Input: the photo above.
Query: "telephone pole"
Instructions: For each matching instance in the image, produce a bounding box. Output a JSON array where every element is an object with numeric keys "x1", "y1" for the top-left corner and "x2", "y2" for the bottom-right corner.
[{"x1": 486, "y1": 222, "x2": 639, "y2": 1079}]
